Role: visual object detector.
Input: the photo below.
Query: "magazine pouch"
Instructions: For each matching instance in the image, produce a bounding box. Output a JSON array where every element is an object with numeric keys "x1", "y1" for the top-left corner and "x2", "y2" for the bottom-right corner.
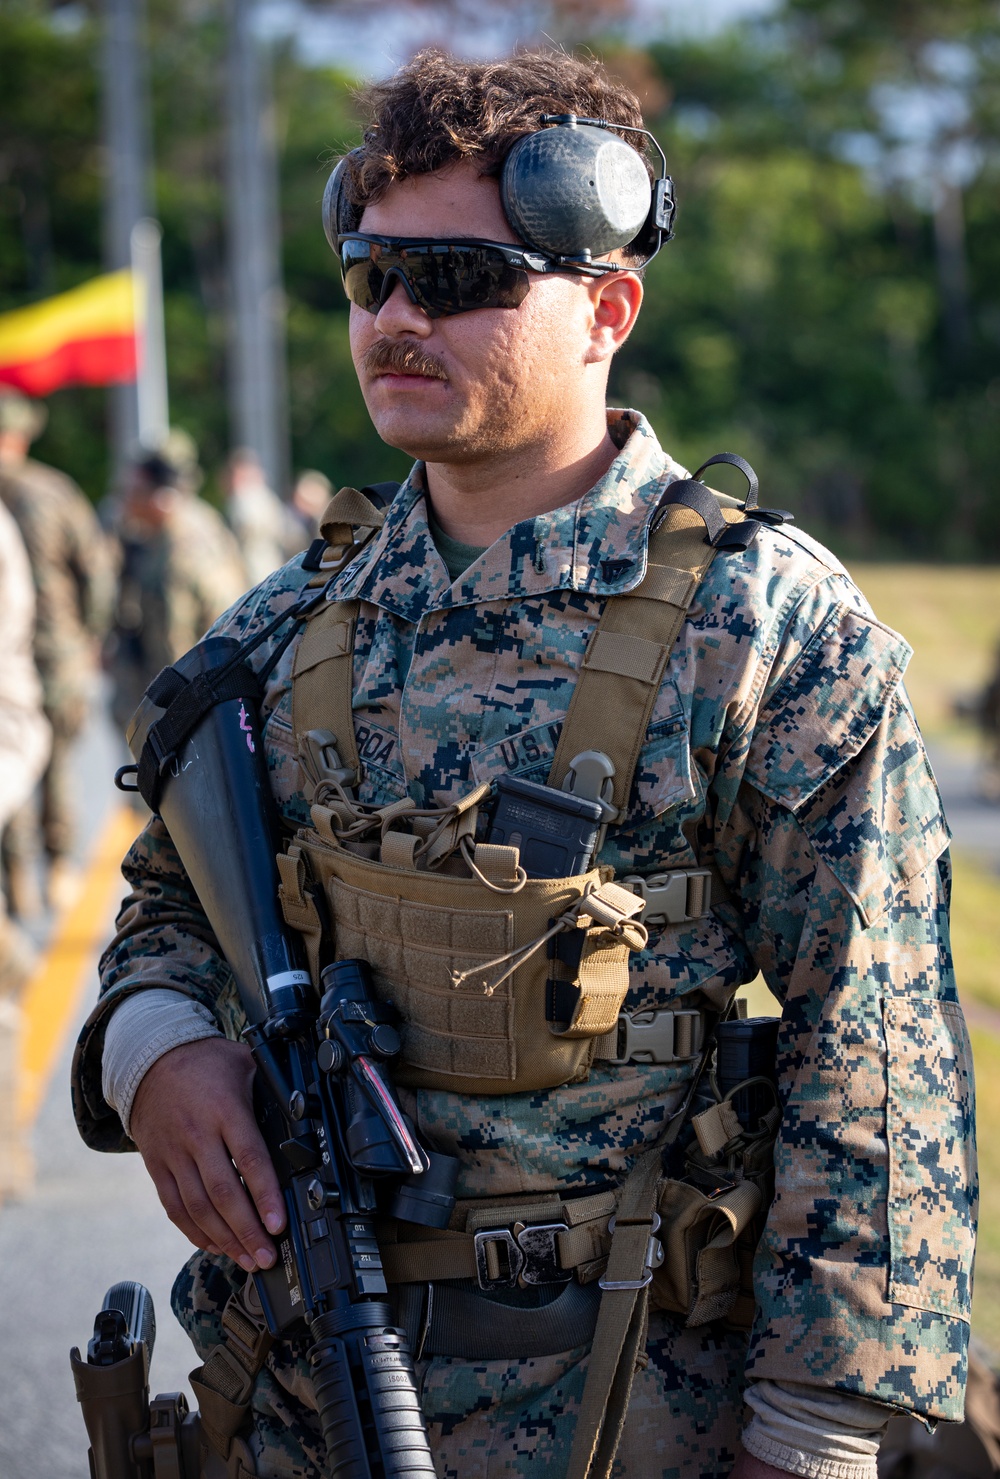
[{"x1": 276, "y1": 799, "x2": 647, "y2": 1096}]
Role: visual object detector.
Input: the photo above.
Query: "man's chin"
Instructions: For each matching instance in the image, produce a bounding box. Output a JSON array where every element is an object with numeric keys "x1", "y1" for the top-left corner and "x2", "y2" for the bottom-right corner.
[{"x1": 369, "y1": 411, "x2": 468, "y2": 464}]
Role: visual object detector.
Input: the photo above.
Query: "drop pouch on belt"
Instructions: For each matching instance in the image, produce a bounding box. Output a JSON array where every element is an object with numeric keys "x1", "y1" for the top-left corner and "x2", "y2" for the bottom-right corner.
[
  {"x1": 651, "y1": 1087, "x2": 780, "y2": 1330},
  {"x1": 275, "y1": 796, "x2": 648, "y2": 1097}
]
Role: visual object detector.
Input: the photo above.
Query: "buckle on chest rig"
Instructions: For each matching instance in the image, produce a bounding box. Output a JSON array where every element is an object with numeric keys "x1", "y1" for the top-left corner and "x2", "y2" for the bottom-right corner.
[
  {"x1": 473, "y1": 1222, "x2": 573, "y2": 1291},
  {"x1": 621, "y1": 868, "x2": 714, "y2": 925},
  {"x1": 601, "y1": 1007, "x2": 705, "y2": 1066}
]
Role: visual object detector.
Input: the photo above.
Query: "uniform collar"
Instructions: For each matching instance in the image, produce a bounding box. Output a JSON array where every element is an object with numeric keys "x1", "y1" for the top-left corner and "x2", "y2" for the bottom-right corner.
[{"x1": 326, "y1": 410, "x2": 689, "y2": 622}]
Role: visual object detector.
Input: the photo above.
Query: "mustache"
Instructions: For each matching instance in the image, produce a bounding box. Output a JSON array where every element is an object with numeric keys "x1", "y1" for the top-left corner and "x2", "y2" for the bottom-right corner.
[{"x1": 361, "y1": 340, "x2": 448, "y2": 381}]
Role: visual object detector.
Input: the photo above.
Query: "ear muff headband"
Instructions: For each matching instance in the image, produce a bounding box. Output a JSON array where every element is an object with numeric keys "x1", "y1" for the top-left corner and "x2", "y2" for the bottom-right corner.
[
  {"x1": 322, "y1": 154, "x2": 362, "y2": 251},
  {"x1": 323, "y1": 115, "x2": 675, "y2": 273}
]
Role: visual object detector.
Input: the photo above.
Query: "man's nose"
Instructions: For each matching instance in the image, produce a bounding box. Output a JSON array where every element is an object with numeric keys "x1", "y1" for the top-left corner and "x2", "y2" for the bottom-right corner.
[{"x1": 373, "y1": 273, "x2": 433, "y2": 335}]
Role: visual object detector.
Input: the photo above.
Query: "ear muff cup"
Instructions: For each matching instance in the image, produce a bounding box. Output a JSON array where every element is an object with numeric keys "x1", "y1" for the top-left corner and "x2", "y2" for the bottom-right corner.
[
  {"x1": 500, "y1": 124, "x2": 651, "y2": 258},
  {"x1": 322, "y1": 151, "x2": 363, "y2": 252}
]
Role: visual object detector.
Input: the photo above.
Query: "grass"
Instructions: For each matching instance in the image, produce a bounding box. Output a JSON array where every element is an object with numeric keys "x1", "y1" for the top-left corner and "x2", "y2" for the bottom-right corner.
[
  {"x1": 971, "y1": 1029, "x2": 1000, "y2": 1354},
  {"x1": 847, "y1": 563, "x2": 1000, "y2": 742},
  {"x1": 950, "y1": 853, "x2": 1000, "y2": 1013}
]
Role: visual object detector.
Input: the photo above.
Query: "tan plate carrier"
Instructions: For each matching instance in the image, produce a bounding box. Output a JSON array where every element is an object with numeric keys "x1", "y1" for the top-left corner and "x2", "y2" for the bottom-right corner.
[{"x1": 277, "y1": 481, "x2": 750, "y2": 1095}]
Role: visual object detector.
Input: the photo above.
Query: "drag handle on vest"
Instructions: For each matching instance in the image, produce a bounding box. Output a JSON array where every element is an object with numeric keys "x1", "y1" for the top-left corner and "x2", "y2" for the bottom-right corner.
[{"x1": 123, "y1": 637, "x2": 439, "y2": 1478}]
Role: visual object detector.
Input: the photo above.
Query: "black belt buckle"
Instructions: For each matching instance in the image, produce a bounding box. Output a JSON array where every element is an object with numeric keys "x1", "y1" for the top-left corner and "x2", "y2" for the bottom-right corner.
[{"x1": 473, "y1": 1222, "x2": 572, "y2": 1291}]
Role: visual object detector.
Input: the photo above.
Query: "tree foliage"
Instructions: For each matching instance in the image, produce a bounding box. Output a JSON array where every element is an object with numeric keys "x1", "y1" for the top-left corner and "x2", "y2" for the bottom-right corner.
[{"x1": 0, "y1": 0, "x2": 998, "y2": 555}]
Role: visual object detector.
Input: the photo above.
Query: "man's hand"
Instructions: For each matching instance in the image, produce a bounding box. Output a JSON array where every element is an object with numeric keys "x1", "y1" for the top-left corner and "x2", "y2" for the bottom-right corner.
[
  {"x1": 129, "y1": 1037, "x2": 286, "y2": 1272},
  {"x1": 731, "y1": 1449, "x2": 800, "y2": 1479}
]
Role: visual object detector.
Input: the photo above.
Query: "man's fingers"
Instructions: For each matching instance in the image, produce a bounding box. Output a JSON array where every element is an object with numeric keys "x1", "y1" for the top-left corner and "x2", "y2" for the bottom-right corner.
[
  {"x1": 152, "y1": 1164, "x2": 219, "y2": 1254},
  {"x1": 228, "y1": 1131, "x2": 286, "y2": 1237},
  {"x1": 174, "y1": 1160, "x2": 262, "y2": 1270},
  {"x1": 128, "y1": 1038, "x2": 284, "y2": 1267},
  {"x1": 186, "y1": 1147, "x2": 277, "y2": 1270}
]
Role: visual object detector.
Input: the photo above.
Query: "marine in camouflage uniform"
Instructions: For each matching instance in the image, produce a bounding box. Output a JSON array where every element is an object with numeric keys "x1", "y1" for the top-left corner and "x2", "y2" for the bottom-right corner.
[
  {"x1": 73, "y1": 406, "x2": 976, "y2": 1477},
  {"x1": 0, "y1": 390, "x2": 115, "y2": 906},
  {"x1": 107, "y1": 447, "x2": 249, "y2": 734},
  {"x1": 0, "y1": 496, "x2": 50, "y2": 992}
]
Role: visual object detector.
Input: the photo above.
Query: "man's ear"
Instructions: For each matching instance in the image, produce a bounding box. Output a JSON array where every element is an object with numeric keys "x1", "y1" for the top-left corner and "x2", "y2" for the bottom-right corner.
[{"x1": 585, "y1": 271, "x2": 643, "y2": 364}]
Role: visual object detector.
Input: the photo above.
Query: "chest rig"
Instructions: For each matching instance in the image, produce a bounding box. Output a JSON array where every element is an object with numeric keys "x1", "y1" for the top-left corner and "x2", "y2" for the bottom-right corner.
[
  {"x1": 275, "y1": 459, "x2": 767, "y2": 1101},
  {"x1": 184, "y1": 462, "x2": 786, "y2": 1479}
]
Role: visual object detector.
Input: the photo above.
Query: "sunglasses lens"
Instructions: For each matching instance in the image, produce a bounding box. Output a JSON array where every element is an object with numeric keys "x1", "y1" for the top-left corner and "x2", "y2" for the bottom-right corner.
[
  {"x1": 340, "y1": 239, "x2": 385, "y2": 312},
  {"x1": 340, "y1": 239, "x2": 530, "y2": 315}
]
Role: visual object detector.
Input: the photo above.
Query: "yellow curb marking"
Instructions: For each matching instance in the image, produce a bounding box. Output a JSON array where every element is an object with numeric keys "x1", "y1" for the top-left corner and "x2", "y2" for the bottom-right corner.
[{"x1": 17, "y1": 806, "x2": 140, "y2": 1126}]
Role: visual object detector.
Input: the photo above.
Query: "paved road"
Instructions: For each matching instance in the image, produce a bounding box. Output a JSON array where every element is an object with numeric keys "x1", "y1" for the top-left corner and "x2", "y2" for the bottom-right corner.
[
  {"x1": 0, "y1": 706, "x2": 994, "y2": 1479},
  {"x1": 927, "y1": 741, "x2": 1000, "y2": 871},
  {"x1": 0, "y1": 699, "x2": 196, "y2": 1479}
]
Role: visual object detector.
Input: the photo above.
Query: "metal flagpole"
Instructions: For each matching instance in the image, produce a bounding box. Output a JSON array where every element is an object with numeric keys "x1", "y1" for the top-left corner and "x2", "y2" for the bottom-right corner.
[
  {"x1": 101, "y1": 0, "x2": 153, "y2": 478},
  {"x1": 130, "y1": 218, "x2": 169, "y2": 448},
  {"x1": 224, "y1": 0, "x2": 291, "y2": 496}
]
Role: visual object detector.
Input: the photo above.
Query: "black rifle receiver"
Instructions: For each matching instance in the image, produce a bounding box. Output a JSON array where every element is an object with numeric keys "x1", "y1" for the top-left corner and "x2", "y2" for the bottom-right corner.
[{"x1": 121, "y1": 636, "x2": 440, "y2": 1479}]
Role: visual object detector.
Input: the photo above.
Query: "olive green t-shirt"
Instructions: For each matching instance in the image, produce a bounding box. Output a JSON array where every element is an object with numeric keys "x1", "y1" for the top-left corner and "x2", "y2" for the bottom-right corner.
[{"x1": 427, "y1": 507, "x2": 488, "y2": 581}]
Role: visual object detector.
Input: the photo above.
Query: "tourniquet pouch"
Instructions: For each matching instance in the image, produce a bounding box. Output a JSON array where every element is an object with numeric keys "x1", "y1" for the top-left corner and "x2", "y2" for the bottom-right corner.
[
  {"x1": 276, "y1": 800, "x2": 647, "y2": 1096},
  {"x1": 651, "y1": 1091, "x2": 780, "y2": 1329}
]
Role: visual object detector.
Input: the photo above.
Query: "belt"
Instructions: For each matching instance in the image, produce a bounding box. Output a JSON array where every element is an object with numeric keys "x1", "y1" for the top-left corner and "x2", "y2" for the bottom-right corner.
[
  {"x1": 378, "y1": 1188, "x2": 617, "y2": 1291},
  {"x1": 394, "y1": 1278, "x2": 603, "y2": 1361}
]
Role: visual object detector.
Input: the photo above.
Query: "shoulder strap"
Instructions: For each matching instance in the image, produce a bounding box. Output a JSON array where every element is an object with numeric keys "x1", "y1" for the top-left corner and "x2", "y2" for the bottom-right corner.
[
  {"x1": 292, "y1": 478, "x2": 754, "y2": 809},
  {"x1": 291, "y1": 485, "x2": 389, "y2": 776},
  {"x1": 547, "y1": 491, "x2": 750, "y2": 814}
]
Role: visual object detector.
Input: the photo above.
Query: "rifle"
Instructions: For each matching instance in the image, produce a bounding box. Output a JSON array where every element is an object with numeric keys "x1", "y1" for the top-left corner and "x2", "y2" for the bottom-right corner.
[{"x1": 74, "y1": 634, "x2": 449, "y2": 1478}]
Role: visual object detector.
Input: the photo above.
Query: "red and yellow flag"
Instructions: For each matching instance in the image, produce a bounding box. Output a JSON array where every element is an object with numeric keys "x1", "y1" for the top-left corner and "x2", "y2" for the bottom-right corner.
[{"x1": 0, "y1": 270, "x2": 139, "y2": 396}]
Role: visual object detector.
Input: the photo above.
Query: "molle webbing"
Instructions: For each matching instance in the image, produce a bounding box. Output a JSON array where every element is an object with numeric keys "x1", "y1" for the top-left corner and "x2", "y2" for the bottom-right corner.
[
  {"x1": 291, "y1": 598, "x2": 359, "y2": 770},
  {"x1": 293, "y1": 483, "x2": 751, "y2": 821},
  {"x1": 547, "y1": 497, "x2": 745, "y2": 810},
  {"x1": 291, "y1": 483, "x2": 389, "y2": 777}
]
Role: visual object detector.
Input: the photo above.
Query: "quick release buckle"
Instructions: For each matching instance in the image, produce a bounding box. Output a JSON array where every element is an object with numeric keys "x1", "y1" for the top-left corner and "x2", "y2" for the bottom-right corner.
[
  {"x1": 598, "y1": 1212, "x2": 664, "y2": 1291},
  {"x1": 473, "y1": 1221, "x2": 572, "y2": 1291},
  {"x1": 621, "y1": 868, "x2": 713, "y2": 926},
  {"x1": 604, "y1": 1008, "x2": 704, "y2": 1066}
]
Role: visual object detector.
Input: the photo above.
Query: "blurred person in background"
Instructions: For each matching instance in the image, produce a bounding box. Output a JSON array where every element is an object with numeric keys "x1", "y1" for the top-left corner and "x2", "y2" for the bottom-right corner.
[
  {"x1": 106, "y1": 436, "x2": 248, "y2": 735},
  {"x1": 290, "y1": 466, "x2": 333, "y2": 544},
  {"x1": 0, "y1": 388, "x2": 115, "y2": 915},
  {"x1": 0, "y1": 496, "x2": 50, "y2": 992},
  {"x1": 222, "y1": 447, "x2": 304, "y2": 584}
]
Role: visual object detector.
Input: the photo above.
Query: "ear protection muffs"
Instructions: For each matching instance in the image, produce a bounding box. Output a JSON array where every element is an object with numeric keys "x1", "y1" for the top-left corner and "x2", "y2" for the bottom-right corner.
[
  {"x1": 323, "y1": 114, "x2": 676, "y2": 270},
  {"x1": 322, "y1": 153, "x2": 362, "y2": 251}
]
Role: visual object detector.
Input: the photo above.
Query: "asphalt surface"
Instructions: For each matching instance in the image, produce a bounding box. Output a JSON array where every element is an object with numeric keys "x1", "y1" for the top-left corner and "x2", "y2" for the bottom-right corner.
[
  {"x1": 0, "y1": 704, "x2": 995, "y2": 1479},
  {"x1": 927, "y1": 740, "x2": 1000, "y2": 871},
  {"x1": 0, "y1": 698, "x2": 196, "y2": 1479}
]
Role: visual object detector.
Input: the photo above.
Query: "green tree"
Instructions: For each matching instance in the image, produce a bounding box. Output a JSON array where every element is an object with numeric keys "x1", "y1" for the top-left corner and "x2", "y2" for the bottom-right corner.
[
  {"x1": 3, "y1": 0, "x2": 1000, "y2": 556},
  {"x1": 609, "y1": 2, "x2": 1000, "y2": 556}
]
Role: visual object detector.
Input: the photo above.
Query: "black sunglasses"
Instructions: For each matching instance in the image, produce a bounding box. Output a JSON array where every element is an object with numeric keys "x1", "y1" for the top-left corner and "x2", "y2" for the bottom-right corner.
[{"x1": 337, "y1": 233, "x2": 561, "y2": 317}]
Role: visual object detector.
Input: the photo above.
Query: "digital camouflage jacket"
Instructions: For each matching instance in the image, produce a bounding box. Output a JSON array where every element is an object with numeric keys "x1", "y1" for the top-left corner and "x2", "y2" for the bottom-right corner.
[
  {"x1": 0, "y1": 456, "x2": 115, "y2": 718},
  {"x1": 74, "y1": 410, "x2": 976, "y2": 1426}
]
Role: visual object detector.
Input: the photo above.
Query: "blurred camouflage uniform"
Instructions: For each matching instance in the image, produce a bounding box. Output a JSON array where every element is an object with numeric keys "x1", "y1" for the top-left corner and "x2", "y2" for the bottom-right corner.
[
  {"x1": 224, "y1": 448, "x2": 306, "y2": 586},
  {"x1": 74, "y1": 411, "x2": 976, "y2": 1478},
  {"x1": 0, "y1": 394, "x2": 114, "y2": 895},
  {"x1": 107, "y1": 444, "x2": 249, "y2": 733},
  {"x1": 0, "y1": 497, "x2": 50, "y2": 991}
]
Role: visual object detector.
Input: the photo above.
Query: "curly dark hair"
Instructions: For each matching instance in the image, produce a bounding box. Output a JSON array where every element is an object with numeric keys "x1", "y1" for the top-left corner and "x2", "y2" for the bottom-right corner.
[{"x1": 345, "y1": 48, "x2": 649, "y2": 208}]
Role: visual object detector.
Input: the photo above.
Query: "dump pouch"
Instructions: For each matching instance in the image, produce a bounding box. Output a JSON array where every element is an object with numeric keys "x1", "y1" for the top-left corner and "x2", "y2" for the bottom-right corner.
[
  {"x1": 278, "y1": 807, "x2": 646, "y2": 1096},
  {"x1": 651, "y1": 1080, "x2": 780, "y2": 1330}
]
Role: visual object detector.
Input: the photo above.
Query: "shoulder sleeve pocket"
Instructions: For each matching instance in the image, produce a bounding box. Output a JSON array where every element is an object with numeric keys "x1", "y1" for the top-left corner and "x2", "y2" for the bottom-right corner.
[
  {"x1": 885, "y1": 996, "x2": 976, "y2": 1320},
  {"x1": 743, "y1": 603, "x2": 947, "y2": 924},
  {"x1": 744, "y1": 601, "x2": 911, "y2": 812}
]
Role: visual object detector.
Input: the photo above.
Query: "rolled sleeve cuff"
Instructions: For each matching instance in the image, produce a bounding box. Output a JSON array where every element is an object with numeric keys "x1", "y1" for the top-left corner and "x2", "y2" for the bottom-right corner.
[
  {"x1": 741, "y1": 1380, "x2": 889, "y2": 1479},
  {"x1": 101, "y1": 987, "x2": 222, "y2": 1138}
]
